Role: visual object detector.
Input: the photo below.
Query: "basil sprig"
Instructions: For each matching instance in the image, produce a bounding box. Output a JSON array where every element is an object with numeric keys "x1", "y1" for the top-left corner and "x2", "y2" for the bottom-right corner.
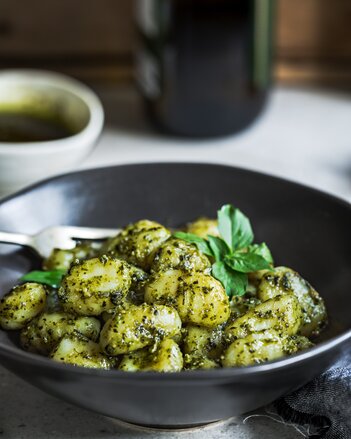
[
  {"x1": 174, "y1": 204, "x2": 273, "y2": 297},
  {"x1": 20, "y1": 269, "x2": 66, "y2": 288}
]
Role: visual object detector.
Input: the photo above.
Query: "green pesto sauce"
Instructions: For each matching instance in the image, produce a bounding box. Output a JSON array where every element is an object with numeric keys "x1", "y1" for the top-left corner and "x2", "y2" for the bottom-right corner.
[{"x1": 0, "y1": 112, "x2": 74, "y2": 142}]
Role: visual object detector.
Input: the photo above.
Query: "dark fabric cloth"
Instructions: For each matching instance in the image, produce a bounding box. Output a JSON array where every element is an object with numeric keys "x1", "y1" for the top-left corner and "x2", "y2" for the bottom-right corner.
[{"x1": 275, "y1": 344, "x2": 351, "y2": 438}]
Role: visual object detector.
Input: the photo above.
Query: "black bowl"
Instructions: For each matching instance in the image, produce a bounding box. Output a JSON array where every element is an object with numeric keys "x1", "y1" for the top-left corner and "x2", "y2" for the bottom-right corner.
[{"x1": 0, "y1": 163, "x2": 350, "y2": 428}]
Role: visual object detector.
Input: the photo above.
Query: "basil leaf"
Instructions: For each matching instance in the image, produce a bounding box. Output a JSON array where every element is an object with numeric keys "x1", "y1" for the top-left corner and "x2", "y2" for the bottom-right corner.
[
  {"x1": 225, "y1": 252, "x2": 272, "y2": 273},
  {"x1": 231, "y1": 208, "x2": 254, "y2": 250},
  {"x1": 173, "y1": 232, "x2": 213, "y2": 257},
  {"x1": 248, "y1": 242, "x2": 274, "y2": 265},
  {"x1": 229, "y1": 270, "x2": 248, "y2": 297},
  {"x1": 207, "y1": 235, "x2": 229, "y2": 261},
  {"x1": 211, "y1": 261, "x2": 248, "y2": 297},
  {"x1": 217, "y1": 204, "x2": 254, "y2": 251},
  {"x1": 217, "y1": 205, "x2": 234, "y2": 250},
  {"x1": 20, "y1": 269, "x2": 66, "y2": 288}
]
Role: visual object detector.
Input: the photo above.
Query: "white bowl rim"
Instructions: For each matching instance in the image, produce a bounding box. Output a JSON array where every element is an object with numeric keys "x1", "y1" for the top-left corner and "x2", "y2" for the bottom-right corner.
[{"x1": 0, "y1": 69, "x2": 104, "y2": 154}]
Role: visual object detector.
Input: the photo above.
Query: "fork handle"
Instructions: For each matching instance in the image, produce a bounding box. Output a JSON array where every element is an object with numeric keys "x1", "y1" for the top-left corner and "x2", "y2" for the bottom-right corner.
[{"x1": 0, "y1": 231, "x2": 32, "y2": 247}]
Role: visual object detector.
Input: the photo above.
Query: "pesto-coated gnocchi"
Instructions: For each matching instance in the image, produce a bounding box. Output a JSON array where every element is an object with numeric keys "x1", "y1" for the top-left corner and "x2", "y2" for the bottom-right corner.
[
  {"x1": 183, "y1": 325, "x2": 224, "y2": 369},
  {"x1": 257, "y1": 267, "x2": 327, "y2": 337},
  {"x1": 225, "y1": 294, "x2": 302, "y2": 341},
  {"x1": 100, "y1": 303, "x2": 182, "y2": 355},
  {"x1": 58, "y1": 256, "x2": 133, "y2": 315},
  {"x1": 222, "y1": 331, "x2": 313, "y2": 367},
  {"x1": 0, "y1": 283, "x2": 47, "y2": 330},
  {"x1": 0, "y1": 211, "x2": 328, "y2": 371},
  {"x1": 43, "y1": 243, "x2": 99, "y2": 271},
  {"x1": 144, "y1": 269, "x2": 230, "y2": 328},
  {"x1": 150, "y1": 238, "x2": 211, "y2": 273},
  {"x1": 119, "y1": 338, "x2": 183, "y2": 372},
  {"x1": 50, "y1": 334, "x2": 113, "y2": 369},
  {"x1": 105, "y1": 220, "x2": 171, "y2": 270},
  {"x1": 21, "y1": 312, "x2": 101, "y2": 354}
]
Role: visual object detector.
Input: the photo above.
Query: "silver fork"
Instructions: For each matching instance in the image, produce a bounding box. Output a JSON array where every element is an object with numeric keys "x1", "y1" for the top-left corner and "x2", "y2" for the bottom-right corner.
[{"x1": 0, "y1": 226, "x2": 120, "y2": 258}]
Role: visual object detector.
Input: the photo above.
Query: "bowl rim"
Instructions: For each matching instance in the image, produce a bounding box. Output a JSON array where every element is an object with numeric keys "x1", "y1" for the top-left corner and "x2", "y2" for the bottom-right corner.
[
  {"x1": 0, "y1": 69, "x2": 104, "y2": 153},
  {"x1": 0, "y1": 162, "x2": 350, "y2": 381}
]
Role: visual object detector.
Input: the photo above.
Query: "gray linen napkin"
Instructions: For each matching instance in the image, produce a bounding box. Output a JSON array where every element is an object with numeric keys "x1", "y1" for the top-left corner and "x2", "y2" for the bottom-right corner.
[{"x1": 274, "y1": 344, "x2": 351, "y2": 438}]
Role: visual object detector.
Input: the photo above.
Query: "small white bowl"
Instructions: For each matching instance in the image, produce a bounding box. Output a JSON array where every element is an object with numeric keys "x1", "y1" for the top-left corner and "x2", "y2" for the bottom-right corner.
[{"x1": 0, "y1": 70, "x2": 104, "y2": 196}]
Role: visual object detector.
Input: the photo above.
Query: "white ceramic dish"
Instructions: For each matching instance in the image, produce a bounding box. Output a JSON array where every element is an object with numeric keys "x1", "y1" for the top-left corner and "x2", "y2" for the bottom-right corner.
[{"x1": 0, "y1": 69, "x2": 104, "y2": 196}]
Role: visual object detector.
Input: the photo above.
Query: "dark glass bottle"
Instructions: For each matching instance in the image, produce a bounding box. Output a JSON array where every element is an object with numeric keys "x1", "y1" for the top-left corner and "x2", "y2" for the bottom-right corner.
[{"x1": 135, "y1": 0, "x2": 275, "y2": 138}]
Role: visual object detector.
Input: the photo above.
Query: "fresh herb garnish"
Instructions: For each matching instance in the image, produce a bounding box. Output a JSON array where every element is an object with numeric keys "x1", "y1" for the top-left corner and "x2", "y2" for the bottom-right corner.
[
  {"x1": 174, "y1": 204, "x2": 273, "y2": 297},
  {"x1": 20, "y1": 269, "x2": 66, "y2": 288}
]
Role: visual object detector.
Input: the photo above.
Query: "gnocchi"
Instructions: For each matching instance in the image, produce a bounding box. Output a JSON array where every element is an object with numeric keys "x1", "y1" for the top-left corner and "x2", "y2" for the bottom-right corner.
[
  {"x1": 105, "y1": 220, "x2": 171, "y2": 270},
  {"x1": 145, "y1": 270, "x2": 230, "y2": 328},
  {"x1": 58, "y1": 256, "x2": 132, "y2": 315},
  {"x1": 100, "y1": 303, "x2": 182, "y2": 355},
  {"x1": 0, "y1": 283, "x2": 47, "y2": 330},
  {"x1": 21, "y1": 312, "x2": 101, "y2": 354},
  {"x1": 119, "y1": 338, "x2": 183, "y2": 372},
  {"x1": 257, "y1": 267, "x2": 327, "y2": 337},
  {"x1": 150, "y1": 238, "x2": 211, "y2": 273},
  {"x1": 50, "y1": 334, "x2": 114, "y2": 369}
]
